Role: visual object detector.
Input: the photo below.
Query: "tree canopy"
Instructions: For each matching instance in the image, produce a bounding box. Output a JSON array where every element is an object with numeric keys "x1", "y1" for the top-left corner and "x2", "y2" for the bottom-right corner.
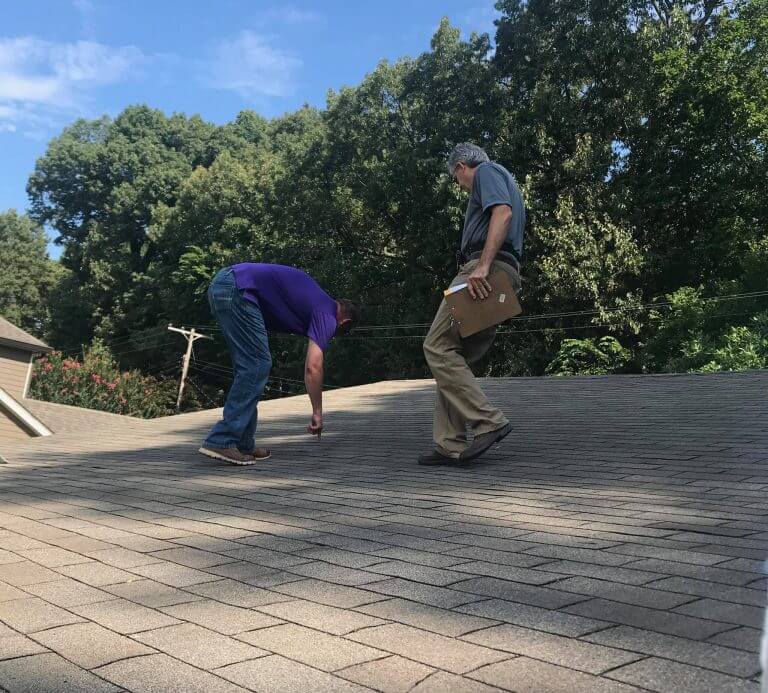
[
  {"x1": 13, "y1": 0, "x2": 768, "y2": 400},
  {"x1": 0, "y1": 210, "x2": 61, "y2": 338}
]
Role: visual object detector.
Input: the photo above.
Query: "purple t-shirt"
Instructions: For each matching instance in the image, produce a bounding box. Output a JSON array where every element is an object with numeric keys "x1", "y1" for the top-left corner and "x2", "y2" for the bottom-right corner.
[{"x1": 230, "y1": 263, "x2": 338, "y2": 351}]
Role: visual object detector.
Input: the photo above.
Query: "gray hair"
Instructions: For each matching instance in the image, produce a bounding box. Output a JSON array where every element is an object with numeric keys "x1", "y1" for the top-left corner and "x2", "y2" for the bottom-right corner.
[{"x1": 447, "y1": 143, "x2": 490, "y2": 175}]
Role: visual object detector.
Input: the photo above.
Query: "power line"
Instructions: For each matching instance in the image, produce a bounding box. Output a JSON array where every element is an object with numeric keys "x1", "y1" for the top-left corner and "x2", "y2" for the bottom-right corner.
[
  {"x1": 191, "y1": 358, "x2": 346, "y2": 390},
  {"x1": 107, "y1": 340, "x2": 179, "y2": 356},
  {"x1": 187, "y1": 363, "x2": 303, "y2": 401},
  {"x1": 185, "y1": 373, "x2": 219, "y2": 409},
  {"x1": 190, "y1": 359, "x2": 233, "y2": 376},
  {"x1": 57, "y1": 337, "x2": 179, "y2": 359},
  {"x1": 343, "y1": 324, "x2": 601, "y2": 340},
  {"x1": 56, "y1": 325, "x2": 169, "y2": 356},
  {"x1": 271, "y1": 374, "x2": 343, "y2": 390},
  {"x1": 189, "y1": 361, "x2": 323, "y2": 398},
  {"x1": 189, "y1": 363, "x2": 293, "y2": 399},
  {"x1": 350, "y1": 289, "x2": 768, "y2": 330},
  {"x1": 54, "y1": 294, "x2": 768, "y2": 362},
  {"x1": 342, "y1": 308, "x2": 768, "y2": 340},
  {"x1": 142, "y1": 358, "x2": 181, "y2": 377},
  {"x1": 178, "y1": 289, "x2": 768, "y2": 334},
  {"x1": 47, "y1": 288, "x2": 768, "y2": 365}
]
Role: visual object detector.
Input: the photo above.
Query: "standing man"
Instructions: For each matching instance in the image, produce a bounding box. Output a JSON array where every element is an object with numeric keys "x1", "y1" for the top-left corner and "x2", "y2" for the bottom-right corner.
[
  {"x1": 420, "y1": 143, "x2": 525, "y2": 466},
  {"x1": 199, "y1": 263, "x2": 360, "y2": 465}
]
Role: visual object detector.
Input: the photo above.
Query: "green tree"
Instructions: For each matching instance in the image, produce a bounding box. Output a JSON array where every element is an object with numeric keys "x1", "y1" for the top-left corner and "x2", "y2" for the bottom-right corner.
[
  {"x1": 27, "y1": 106, "x2": 219, "y2": 347},
  {"x1": 642, "y1": 286, "x2": 768, "y2": 372},
  {"x1": 546, "y1": 336, "x2": 633, "y2": 376},
  {"x1": 0, "y1": 210, "x2": 62, "y2": 337},
  {"x1": 489, "y1": 1, "x2": 648, "y2": 372},
  {"x1": 23, "y1": 5, "x2": 768, "y2": 394},
  {"x1": 622, "y1": 0, "x2": 768, "y2": 291}
]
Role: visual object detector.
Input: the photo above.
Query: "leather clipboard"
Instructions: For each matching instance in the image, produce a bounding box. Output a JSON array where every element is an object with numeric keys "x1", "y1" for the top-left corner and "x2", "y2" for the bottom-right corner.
[{"x1": 444, "y1": 270, "x2": 522, "y2": 338}]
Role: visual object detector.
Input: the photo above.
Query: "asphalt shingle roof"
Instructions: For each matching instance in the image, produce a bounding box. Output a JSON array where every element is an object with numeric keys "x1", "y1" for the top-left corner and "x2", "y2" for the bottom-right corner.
[
  {"x1": 0, "y1": 372, "x2": 765, "y2": 692},
  {"x1": 0, "y1": 316, "x2": 51, "y2": 352}
]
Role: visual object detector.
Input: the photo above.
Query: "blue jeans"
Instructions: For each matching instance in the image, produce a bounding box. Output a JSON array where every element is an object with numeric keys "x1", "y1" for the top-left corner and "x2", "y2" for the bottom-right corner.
[{"x1": 203, "y1": 269, "x2": 271, "y2": 452}]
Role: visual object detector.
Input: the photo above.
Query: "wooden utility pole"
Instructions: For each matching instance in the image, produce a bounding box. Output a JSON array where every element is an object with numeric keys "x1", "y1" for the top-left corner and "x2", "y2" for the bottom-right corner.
[{"x1": 168, "y1": 325, "x2": 212, "y2": 411}]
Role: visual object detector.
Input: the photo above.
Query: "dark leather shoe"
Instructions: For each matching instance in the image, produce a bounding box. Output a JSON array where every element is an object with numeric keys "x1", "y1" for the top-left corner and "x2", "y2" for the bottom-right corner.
[
  {"x1": 460, "y1": 423, "x2": 513, "y2": 462},
  {"x1": 417, "y1": 450, "x2": 458, "y2": 466},
  {"x1": 199, "y1": 446, "x2": 271, "y2": 465}
]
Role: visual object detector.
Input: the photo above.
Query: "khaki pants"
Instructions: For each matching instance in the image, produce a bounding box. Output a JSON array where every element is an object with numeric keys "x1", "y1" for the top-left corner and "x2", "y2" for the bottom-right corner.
[{"x1": 423, "y1": 258, "x2": 522, "y2": 457}]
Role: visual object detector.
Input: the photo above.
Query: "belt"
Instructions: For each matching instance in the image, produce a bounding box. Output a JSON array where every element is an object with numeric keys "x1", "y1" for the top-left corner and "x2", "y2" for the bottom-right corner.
[
  {"x1": 468, "y1": 241, "x2": 519, "y2": 259},
  {"x1": 459, "y1": 249, "x2": 520, "y2": 273}
]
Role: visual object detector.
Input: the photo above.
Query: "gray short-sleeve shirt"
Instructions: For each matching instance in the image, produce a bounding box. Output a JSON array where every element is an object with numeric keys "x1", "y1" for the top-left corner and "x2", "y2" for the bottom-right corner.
[{"x1": 460, "y1": 162, "x2": 525, "y2": 260}]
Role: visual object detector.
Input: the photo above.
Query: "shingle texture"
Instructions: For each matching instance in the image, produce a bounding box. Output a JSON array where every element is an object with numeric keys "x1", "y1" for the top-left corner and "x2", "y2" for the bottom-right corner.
[{"x1": 0, "y1": 372, "x2": 764, "y2": 692}]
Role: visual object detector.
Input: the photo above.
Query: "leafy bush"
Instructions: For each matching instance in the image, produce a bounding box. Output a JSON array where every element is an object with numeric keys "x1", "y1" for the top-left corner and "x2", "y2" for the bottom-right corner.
[
  {"x1": 546, "y1": 336, "x2": 633, "y2": 376},
  {"x1": 698, "y1": 320, "x2": 768, "y2": 372},
  {"x1": 29, "y1": 341, "x2": 178, "y2": 418},
  {"x1": 546, "y1": 288, "x2": 768, "y2": 377},
  {"x1": 642, "y1": 287, "x2": 768, "y2": 373}
]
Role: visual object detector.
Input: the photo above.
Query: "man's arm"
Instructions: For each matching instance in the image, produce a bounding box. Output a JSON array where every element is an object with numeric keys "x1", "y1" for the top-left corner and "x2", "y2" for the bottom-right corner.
[
  {"x1": 305, "y1": 339, "x2": 324, "y2": 436},
  {"x1": 467, "y1": 204, "x2": 512, "y2": 300}
]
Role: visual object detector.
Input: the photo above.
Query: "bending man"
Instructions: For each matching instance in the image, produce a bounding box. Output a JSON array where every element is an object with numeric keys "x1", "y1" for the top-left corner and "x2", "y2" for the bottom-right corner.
[
  {"x1": 420, "y1": 143, "x2": 525, "y2": 466},
  {"x1": 200, "y1": 263, "x2": 360, "y2": 465}
]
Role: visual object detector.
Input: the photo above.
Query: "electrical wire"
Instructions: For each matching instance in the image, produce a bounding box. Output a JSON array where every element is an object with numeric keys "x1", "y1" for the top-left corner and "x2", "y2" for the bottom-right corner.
[
  {"x1": 188, "y1": 362, "x2": 312, "y2": 398},
  {"x1": 191, "y1": 359, "x2": 347, "y2": 390},
  {"x1": 177, "y1": 289, "x2": 768, "y2": 334},
  {"x1": 343, "y1": 308, "x2": 768, "y2": 340},
  {"x1": 45, "y1": 290, "x2": 768, "y2": 377},
  {"x1": 185, "y1": 373, "x2": 219, "y2": 408},
  {"x1": 56, "y1": 325, "x2": 169, "y2": 356}
]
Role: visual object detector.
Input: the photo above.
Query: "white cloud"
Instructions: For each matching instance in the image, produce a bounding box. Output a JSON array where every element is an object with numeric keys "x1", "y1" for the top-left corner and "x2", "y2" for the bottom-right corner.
[
  {"x1": 0, "y1": 74, "x2": 61, "y2": 103},
  {"x1": 0, "y1": 36, "x2": 145, "y2": 136},
  {"x1": 203, "y1": 31, "x2": 301, "y2": 100},
  {"x1": 0, "y1": 101, "x2": 62, "y2": 140},
  {"x1": 0, "y1": 105, "x2": 17, "y2": 132},
  {"x1": 52, "y1": 40, "x2": 142, "y2": 85}
]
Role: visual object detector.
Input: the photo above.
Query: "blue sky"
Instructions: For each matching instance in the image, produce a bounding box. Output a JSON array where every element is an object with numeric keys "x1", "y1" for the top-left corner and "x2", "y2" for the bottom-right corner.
[{"x1": 2, "y1": 0, "x2": 499, "y2": 256}]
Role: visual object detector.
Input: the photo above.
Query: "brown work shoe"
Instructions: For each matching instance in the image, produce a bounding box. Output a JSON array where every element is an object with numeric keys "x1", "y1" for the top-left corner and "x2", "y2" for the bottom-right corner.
[
  {"x1": 198, "y1": 446, "x2": 271, "y2": 465},
  {"x1": 241, "y1": 448, "x2": 272, "y2": 462},
  {"x1": 459, "y1": 423, "x2": 513, "y2": 462},
  {"x1": 417, "y1": 449, "x2": 459, "y2": 466}
]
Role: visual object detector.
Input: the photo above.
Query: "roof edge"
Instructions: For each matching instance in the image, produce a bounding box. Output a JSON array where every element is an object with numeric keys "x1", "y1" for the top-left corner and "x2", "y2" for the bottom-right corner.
[
  {"x1": 0, "y1": 337, "x2": 53, "y2": 353},
  {"x1": 0, "y1": 387, "x2": 53, "y2": 437}
]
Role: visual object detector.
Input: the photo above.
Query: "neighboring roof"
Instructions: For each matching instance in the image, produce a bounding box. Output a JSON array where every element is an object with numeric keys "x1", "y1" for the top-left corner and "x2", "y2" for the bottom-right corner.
[
  {"x1": 21, "y1": 397, "x2": 143, "y2": 436},
  {"x1": 0, "y1": 316, "x2": 52, "y2": 353},
  {"x1": 0, "y1": 387, "x2": 52, "y2": 437}
]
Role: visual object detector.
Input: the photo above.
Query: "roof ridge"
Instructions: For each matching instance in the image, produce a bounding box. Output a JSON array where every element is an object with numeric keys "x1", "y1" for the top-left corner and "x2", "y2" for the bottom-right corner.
[{"x1": 0, "y1": 316, "x2": 51, "y2": 352}]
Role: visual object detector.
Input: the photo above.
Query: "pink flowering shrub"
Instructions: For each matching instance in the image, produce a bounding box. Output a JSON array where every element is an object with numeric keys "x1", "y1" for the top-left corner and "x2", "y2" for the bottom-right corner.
[{"x1": 29, "y1": 340, "x2": 177, "y2": 418}]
